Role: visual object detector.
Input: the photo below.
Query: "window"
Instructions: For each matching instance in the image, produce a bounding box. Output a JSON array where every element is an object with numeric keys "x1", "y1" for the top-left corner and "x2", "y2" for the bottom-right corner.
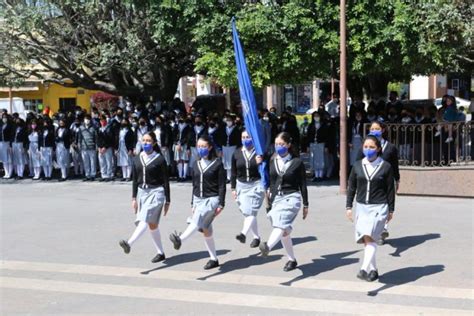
[
  {"x1": 23, "y1": 99, "x2": 43, "y2": 113},
  {"x1": 59, "y1": 98, "x2": 76, "y2": 112}
]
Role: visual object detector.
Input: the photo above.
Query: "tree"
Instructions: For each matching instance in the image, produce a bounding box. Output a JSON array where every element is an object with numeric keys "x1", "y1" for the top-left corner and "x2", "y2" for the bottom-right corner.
[{"x1": 0, "y1": 0, "x2": 215, "y2": 101}]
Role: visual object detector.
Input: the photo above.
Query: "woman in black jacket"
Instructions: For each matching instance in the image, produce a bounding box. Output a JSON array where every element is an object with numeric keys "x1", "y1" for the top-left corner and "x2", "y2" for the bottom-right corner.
[
  {"x1": 0, "y1": 113, "x2": 14, "y2": 178},
  {"x1": 119, "y1": 132, "x2": 171, "y2": 264},
  {"x1": 260, "y1": 132, "x2": 309, "y2": 272},
  {"x1": 169, "y1": 135, "x2": 226, "y2": 270},
  {"x1": 117, "y1": 118, "x2": 135, "y2": 181},
  {"x1": 40, "y1": 118, "x2": 55, "y2": 180},
  {"x1": 307, "y1": 111, "x2": 329, "y2": 182},
  {"x1": 55, "y1": 118, "x2": 71, "y2": 181},
  {"x1": 346, "y1": 135, "x2": 395, "y2": 282},
  {"x1": 11, "y1": 118, "x2": 28, "y2": 179}
]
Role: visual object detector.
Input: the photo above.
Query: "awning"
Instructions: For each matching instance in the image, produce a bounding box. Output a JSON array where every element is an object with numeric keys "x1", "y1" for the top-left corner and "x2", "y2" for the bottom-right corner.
[{"x1": 0, "y1": 86, "x2": 40, "y2": 92}]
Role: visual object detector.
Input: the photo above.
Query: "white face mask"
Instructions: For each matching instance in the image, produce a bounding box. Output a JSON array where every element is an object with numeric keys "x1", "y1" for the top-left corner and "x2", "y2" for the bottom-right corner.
[
  {"x1": 179, "y1": 123, "x2": 186, "y2": 129},
  {"x1": 84, "y1": 119, "x2": 91, "y2": 125},
  {"x1": 226, "y1": 121, "x2": 233, "y2": 127}
]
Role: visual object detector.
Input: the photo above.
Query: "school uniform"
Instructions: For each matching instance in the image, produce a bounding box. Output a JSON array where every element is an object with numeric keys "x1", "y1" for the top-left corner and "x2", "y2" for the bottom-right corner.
[
  {"x1": 132, "y1": 151, "x2": 170, "y2": 225},
  {"x1": 267, "y1": 155, "x2": 308, "y2": 233},
  {"x1": 154, "y1": 123, "x2": 172, "y2": 165},
  {"x1": 55, "y1": 127, "x2": 71, "y2": 179},
  {"x1": 69, "y1": 123, "x2": 84, "y2": 176},
  {"x1": 12, "y1": 126, "x2": 28, "y2": 177},
  {"x1": 356, "y1": 139, "x2": 400, "y2": 182},
  {"x1": 191, "y1": 158, "x2": 226, "y2": 234},
  {"x1": 205, "y1": 126, "x2": 225, "y2": 154},
  {"x1": 346, "y1": 157, "x2": 395, "y2": 243},
  {"x1": 188, "y1": 125, "x2": 206, "y2": 173},
  {"x1": 307, "y1": 121, "x2": 328, "y2": 178},
  {"x1": 221, "y1": 125, "x2": 241, "y2": 180},
  {"x1": 28, "y1": 131, "x2": 42, "y2": 178},
  {"x1": 0, "y1": 123, "x2": 14, "y2": 177},
  {"x1": 134, "y1": 125, "x2": 149, "y2": 154},
  {"x1": 172, "y1": 124, "x2": 192, "y2": 161},
  {"x1": 40, "y1": 128, "x2": 55, "y2": 178},
  {"x1": 231, "y1": 147, "x2": 265, "y2": 217},
  {"x1": 77, "y1": 125, "x2": 98, "y2": 179},
  {"x1": 97, "y1": 124, "x2": 115, "y2": 179},
  {"x1": 347, "y1": 119, "x2": 365, "y2": 165},
  {"x1": 117, "y1": 127, "x2": 134, "y2": 166}
]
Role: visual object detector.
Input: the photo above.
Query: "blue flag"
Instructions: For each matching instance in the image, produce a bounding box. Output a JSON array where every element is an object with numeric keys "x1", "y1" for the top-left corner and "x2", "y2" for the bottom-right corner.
[{"x1": 231, "y1": 18, "x2": 269, "y2": 188}]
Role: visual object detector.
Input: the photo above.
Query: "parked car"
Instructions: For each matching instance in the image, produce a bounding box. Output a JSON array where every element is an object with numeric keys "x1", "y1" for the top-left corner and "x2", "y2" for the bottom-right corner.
[{"x1": 435, "y1": 97, "x2": 471, "y2": 109}]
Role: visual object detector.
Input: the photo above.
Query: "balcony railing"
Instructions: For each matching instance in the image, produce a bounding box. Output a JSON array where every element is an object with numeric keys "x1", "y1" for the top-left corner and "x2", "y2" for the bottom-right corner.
[{"x1": 363, "y1": 122, "x2": 473, "y2": 167}]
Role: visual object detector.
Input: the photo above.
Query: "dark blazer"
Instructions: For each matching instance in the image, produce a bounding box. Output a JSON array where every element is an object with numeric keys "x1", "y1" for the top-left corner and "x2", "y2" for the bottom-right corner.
[
  {"x1": 356, "y1": 140, "x2": 400, "y2": 182},
  {"x1": 55, "y1": 127, "x2": 71, "y2": 149},
  {"x1": 13, "y1": 126, "x2": 28, "y2": 148}
]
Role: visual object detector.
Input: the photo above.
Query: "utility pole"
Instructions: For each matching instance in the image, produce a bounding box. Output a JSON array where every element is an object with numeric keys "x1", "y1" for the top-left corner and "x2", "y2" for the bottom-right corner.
[{"x1": 339, "y1": 0, "x2": 348, "y2": 194}]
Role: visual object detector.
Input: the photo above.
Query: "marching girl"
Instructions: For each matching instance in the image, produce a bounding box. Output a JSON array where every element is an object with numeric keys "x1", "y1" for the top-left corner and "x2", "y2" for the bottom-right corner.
[
  {"x1": 40, "y1": 119, "x2": 55, "y2": 181},
  {"x1": 260, "y1": 132, "x2": 309, "y2": 272},
  {"x1": 169, "y1": 135, "x2": 226, "y2": 270},
  {"x1": 0, "y1": 114, "x2": 14, "y2": 179},
  {"x1": 27, "y1": 119, "x2": 42, "y2": 180},
  {"x1": 230, "y1": 130, "x2": 264, "y2": 248},
  {"x1": 346, "y1": 135, "x2": 395, "y2": 282},
  {"x1": 356, "y1": 121, "x2": 399, "y2": 244},
  {"x1": 55, "y1": 118, "x2": 71, "y2": 181},
  {"x1": 172, "y1": 115, "x2": 192, "y2": 182},
  {"x1": 221, "y1": 115, "x2": 241, "y2": 181},
  {"x1": 119, "y1": 132, "x2": 171, "y2": 263},
  {"x1": 12, "y1": 118, "x2": 28, "y2": 179},
  {"x1": 117, "y1": 118, "x2": 135, "y2": 181}
]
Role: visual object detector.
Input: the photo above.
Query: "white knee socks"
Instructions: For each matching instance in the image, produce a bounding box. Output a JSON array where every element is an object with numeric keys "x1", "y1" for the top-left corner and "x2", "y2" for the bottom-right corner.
[
  {"x1": 267, "y1": 228, "x2": 284, "y2": 250},
  {"x1": 361, "y1": 242, "x2": 377, "y2": 272},
  {"x1": 33, "y1": 167, "x2": 41, "y2": 179},
  {"x1": 281, "y1": 234, "x2": 296, "y2": 261},
  {"x1": 250, "y1": 217, "x2": 260, "y2": 239},
  {"x1": 127, "y1": 221, "x2": 148, "y2": 246},
  {"x1": 3, "y1": 163, "x2": 12, "y2": 177},
  {"x1": 177, "y1": 163, "x2": 183, "y2": 178},
  {"x1": 226, "y1": 169, "x2": 232, "y2": 180},
  {"x1": 15, "y1": 165, "x2": 24, "y2": 177},
  {"x1": 182, "y1": 163, "x2": 188, "y2": 179},
  {"x1": 60, "y1": 167, "x2": 67, "y2": 179},
  {"x1": 241, "y1": 216, "x2": 255, "y2": 236},
  {"x1": 204, "y1": 236, "x2": 218, "y2": 261},
  {"x1": 150, "y1": 227, "x2": 164, "y2": 255},
  {"x1": 180, "y1": 223, "x2": 198, "y2": 242}
]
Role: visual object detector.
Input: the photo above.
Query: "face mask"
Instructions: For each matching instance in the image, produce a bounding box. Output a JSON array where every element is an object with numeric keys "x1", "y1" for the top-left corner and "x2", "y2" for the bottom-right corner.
[
  {"x1": 197, "y1": 147, "x2": 209, "y2": 158},
  {"x1": 355, "y1": 116, "x2": 362, "y2": 121},
  {"x1": 263, "y1": 117, "x2": 269, "y2": 121},
  {"x1": 226, "y1": 121, "x2": 233, "y2": 127},
  {"x1": 140, "y1": 121, "x2": 146, "y2": 126},
  {"x1": 209, "y1": 123, "x2": 216, "y2": 128},
  {"x1": 275, "y1": 145, "x2": 288, "y2": 157},
  {"x1": 363, "y1": 148, "x2": 378, "y2": 160},
  {"x1": 84, "y1": 119, "x2": 91, "y2": 125},
  {"x1": 313, "y1": 117, "x2": 320, "y2": 122},
  {"x1": 100, "y1": 121, "x2": 107, "y2": 127},
  {"x1": 242, "y1": 139, "x2": 253, "y2": 148},
  {"x1": 195, "y1": 122, "x2": 202, "y2": 126},
  {"x1": 369, "y1": 130, "x2": 382, "y2": 139},
  {"x1": 31, "y1": 124, "x2": 37, "y2": 130},
  {"x1": 132, "y1": 123, "x2": 138, "y2": 128},
  {"x1": 367, "y1": 114, "x2": 376, "y2": 121},
  {"x1": 416, "y1": 113, "x2": 423, "y2": 119},
  {"x1": 143, "y1": 143, "x2": 153, "y2": 153},
  {"x1": 2, "y1": 118, "x2": 7, "y2": 123},
  {"x1": 179, "y1": 123, "x2": 186, "y2": 129}
]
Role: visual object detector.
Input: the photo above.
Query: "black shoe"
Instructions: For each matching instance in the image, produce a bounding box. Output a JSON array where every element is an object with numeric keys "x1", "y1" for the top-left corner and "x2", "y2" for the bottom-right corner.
[
  {"x1": 377, "y1": 239, "x2": 386, "y2": 246},
  {"x1": 119, "y1": 240, "x2": 130, "y2": 254},
  {"x1": 105, "y1": 178, "x2": 112, "y2": 182},
  {"x1": 151, "y1": 253, "x2": 166, "y2": 263},
  {"x1": 125, "y1": 178, "x2": 131, "y2": 182},
  {"x1": 15, "y1": 176, "x2": 23, "y2": 180},
  {"x1": 367, "y1": 270, "x2": 379, "y2": 282},
  {"x1": 259, "y1": 242, "x2": 270, "y2": 257},
  {"x1": 203, "y1": 259, "x2": 219, "y2": 270},
  {"x1": 311, "y1": 177, "x2": 318, "y2": 182},
  {"x1": 58, "y1": 178, "x2": 66, "y2": 182},
  {"x1": 235, "y1": 233, "x2": 246, "y2": 244},
  {"x1": 357, "y1": 270, "x2": 368, "y2": 281},
  {"x1": 98, "y1": 178, "x2": 105, "y2": 182},
  {"x1": 169, "y1": 232, "x2": 182, "y2": 250},
  {"x1": 83, "y1": 178, "x2": 89, "y2": 182},
  {"x1": 120, "y1": 178, "x2": 126, "y2": 182},
  {"x1": 250, "y1": 238, "x2": 260, "y2": 248},
  {"x1": 381, "y1": 229, "x2": 389, "y2": 240},
  {"x1": 89, "y1": 177, "x2": 95, "y2": 182},
  {"x1": 283, "y1": 260, "x2": 298, "y2": 272}
]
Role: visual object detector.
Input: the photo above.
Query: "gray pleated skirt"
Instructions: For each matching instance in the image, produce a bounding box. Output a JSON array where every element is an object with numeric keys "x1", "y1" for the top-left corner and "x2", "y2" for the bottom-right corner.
[
  {"x1": 117, "y1": 141, "x2": 132, "y2": 167},
  {"x1": 222, "y1": 146, "x2": 236, "y2": 170},
  {"x1": 135, "y1": 187, "x2": 165, "y2": 225},
  {"x1": 354, "y1": 202, "x2": 389, "y2": 244},
  {"x1": 12, "y1": 143, "x2": 27, "y2": 166},
  {"x1": 55, "y1": 143, "x2": 70, "y2": 167},
  {"x1": 173, "y1": 144, "x2": 190, "y2": 161},
  {"x1": 0, "y1": 141, "x2": 12, "y2": 163},
  {"x1": 29, "y1": 143, "x2": 41, "y2": 168},
  {"x1": 236, "y1": 180, "x2": 265, "y2": 217},
  {"x1": 192, "y1": 195, "x2": 219, "y2": 234},
  {"x1": 267, "y1": 192, "x2": 302, "y2": 233},
  {"x1": 40, "y1": 147, "x2": 53, "y2": 167},
  {"x1": 310, "y1": 142, "x2": 325, "y2": 169}
]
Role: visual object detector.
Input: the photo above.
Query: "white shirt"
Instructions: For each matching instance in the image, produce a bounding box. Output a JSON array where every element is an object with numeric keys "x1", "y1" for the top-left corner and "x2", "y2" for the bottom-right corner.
[
  {"x1": 362, "y1": 156, "x2": 383, "y2": 175},
  {"x1": 140, "y1": 151, "x2": 159, "y2": 164},
  {"x1": 276, "y1": 154, "x2": 292, "y2": 173}
]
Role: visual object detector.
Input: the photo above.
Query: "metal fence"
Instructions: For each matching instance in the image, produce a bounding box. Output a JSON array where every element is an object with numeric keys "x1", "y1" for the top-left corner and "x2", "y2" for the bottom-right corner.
[{"x1": 363, "y1": 122, "x2": 473, "y2": 167}]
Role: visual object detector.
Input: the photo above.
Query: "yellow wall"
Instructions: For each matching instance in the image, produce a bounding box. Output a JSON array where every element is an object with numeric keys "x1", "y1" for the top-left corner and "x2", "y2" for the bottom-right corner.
[{"x1": 0, "y1": 83, "x2": 99, "y2": 114}]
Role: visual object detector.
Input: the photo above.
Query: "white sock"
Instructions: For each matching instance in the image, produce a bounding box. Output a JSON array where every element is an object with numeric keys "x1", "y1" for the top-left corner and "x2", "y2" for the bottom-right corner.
[
  {"x1": 34, "y1": 167, "x2": 41, "y2": 178},
  {"x1": 177, "y1": 163, "x2": 183, "y2": 178},
  {"x1": 361, "y1": 242, "x2": 377, "y2": 272},
  {"x1": 241, "y1": 216, "x2": 254, "y2": 236},
  {"x1": 281, "y1": 234, "x2": 296, "y2": 261},
  {"x1": 127, "y1": 221, "x2": 148, "y2": 246},
  {"x1": 226, "y1": 169, "x2": 231, "y2": 180},
  {"x1": 182, "y1": 163, "x2": 188, "y2": 178},
  {"x1": 16, "y1": 165, "x2": 24, "y2": 177},
  {"x1": 267, "y1": 228, "x2": 284, "y2": 250},
  {"x1": 121, "y1": 166, "x2": 127, "y2": 178},
  {"x1": 4, "y1": 164, "x2": 12, "y2": 177},
  {"x1": 384, "y1": 222, "x2": 389, "y2": 230},
  {"x1": 180, "y1": 222, "x2": 198, "y2": 242},
  {"x1": 61, "y1": 167, "x2": 67, "y2": 179},
  {"x1": 369, "y1": 250, "x2": 377, "y2": 271},
  {"x1": 250, "y1": 217, "x2": 260, "y2": 239},
  {"x1": 204, "y1": 236, "x2": 218, "y2": 261},
  {"x1": 150, "y1": 227, "x2": 164, "y2": 255}
]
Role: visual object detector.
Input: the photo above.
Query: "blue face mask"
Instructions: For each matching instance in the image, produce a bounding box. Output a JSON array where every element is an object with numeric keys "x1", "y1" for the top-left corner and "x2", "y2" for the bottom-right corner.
[
  {"x1": 143, "y1": 143, "x2": 153, "y2": 153},
  {"x1": 363, "y1": 148, "x2": 378, "y2": 159},
  {"x1": 242, "y1": 139, "x2": 253, "y2": 148},
  {"x1": 275, "y1": 145, "x2": 288, "y2": 157},
  {"x1": 370, "y1": 130, "x2": 382, "y2": 139},
  {"x1": 197, "y1": 147, "x2": 209, "y2": 158}
]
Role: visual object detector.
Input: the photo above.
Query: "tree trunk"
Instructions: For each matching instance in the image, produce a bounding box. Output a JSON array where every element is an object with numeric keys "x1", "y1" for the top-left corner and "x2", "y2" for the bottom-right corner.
[{"x1": 366, "y1": 73, "x2": 389, "y2": 100}]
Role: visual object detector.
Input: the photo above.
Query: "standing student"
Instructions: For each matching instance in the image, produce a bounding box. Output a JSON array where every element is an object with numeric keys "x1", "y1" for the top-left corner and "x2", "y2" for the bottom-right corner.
[
  {"x1": 97, "y1": 115, "x2": 115, "y2": 182},
  {"x1": 221, "y1": 115, "x2": 241, "y2": 181},
  {"x1": 172, "y1": 115, "x2": 192, "y2": 181},
  {"x1": 169, "y1": 135, "x2": 226, "y2": 270},
  {"x1": 153, "y1": 115, "x2": 172, "y2": 166},
  {"x1": 117, "y1": 118, "x2": 135, "y2": 181},
  {"x1": 11, "y1": 118, "x2": 28, "y2": 179},
  {"x1": 55, "y1": 118, "x2": 71, "y2": 181},
  {"x1": 189, "y1": 115, "x2": 206, "y2": 176},
  {"x1": 231, "y1": 130, "x2": 264, "y2": 248},
  {"x1": 346, "y1": 135, "x2": 395, "y2": 282},
  {"x1": 134, "y1": 118, "x2": 149, "y2": 155},
  {"x1": 27, "y1": 119, "x2": 42, "y2": 180},
  {"x1": 40, "y1": 119, "x2": 55, "y2": 181},
  {"x1": 70, "y1": 118, "x2": 84, "y2": 178},
  {"x1": 77, "y1": 115, "x2": 98, "y2": 181},
  {"x1": 260, "y1": 132, "x2": 309, "y2": 272},
  {"x1": 356, "y1": 121, "x2": 400, "y2": 244},
  {"x1": 307, "y1": 111, "x2": 328, "y2": 182},
  {"x1": 119, "y1": 132, "x2": 171, "y2": 263},
  {"x1": 348, "y1": 111, "x2": 366, "y2": 166},
  {"x1": 0, "y1": 114, "x2": 14, "y2": 178}
]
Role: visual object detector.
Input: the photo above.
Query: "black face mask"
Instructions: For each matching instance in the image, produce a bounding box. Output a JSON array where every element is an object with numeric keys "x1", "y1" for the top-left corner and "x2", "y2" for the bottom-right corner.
[
  {"x1": 139, "y1": 121, "x2": 146, "y2": 126},
  {"x1": 416, "y1": 113, "x2": 423, "y2": 118},
  {"x1": 121, "y1": 124, "x2": 128, "y2": 128},
  {"x1": 195, "y1": 122, "x2": 202, "y2": 126},
  {"x1": 209, "y1": 123, "x2": 216, "y2": 128}
]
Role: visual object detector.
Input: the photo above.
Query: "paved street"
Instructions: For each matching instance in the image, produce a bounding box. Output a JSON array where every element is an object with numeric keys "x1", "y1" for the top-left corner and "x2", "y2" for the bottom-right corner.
[{"x1": 0, "y1": 179, "x2": 473, "y2": 315}]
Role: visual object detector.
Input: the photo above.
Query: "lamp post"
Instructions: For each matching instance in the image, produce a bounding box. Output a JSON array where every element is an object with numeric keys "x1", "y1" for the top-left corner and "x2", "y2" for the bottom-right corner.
[{"x1": 339, "y1": 0, "x2": 348, "y2": 194}]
